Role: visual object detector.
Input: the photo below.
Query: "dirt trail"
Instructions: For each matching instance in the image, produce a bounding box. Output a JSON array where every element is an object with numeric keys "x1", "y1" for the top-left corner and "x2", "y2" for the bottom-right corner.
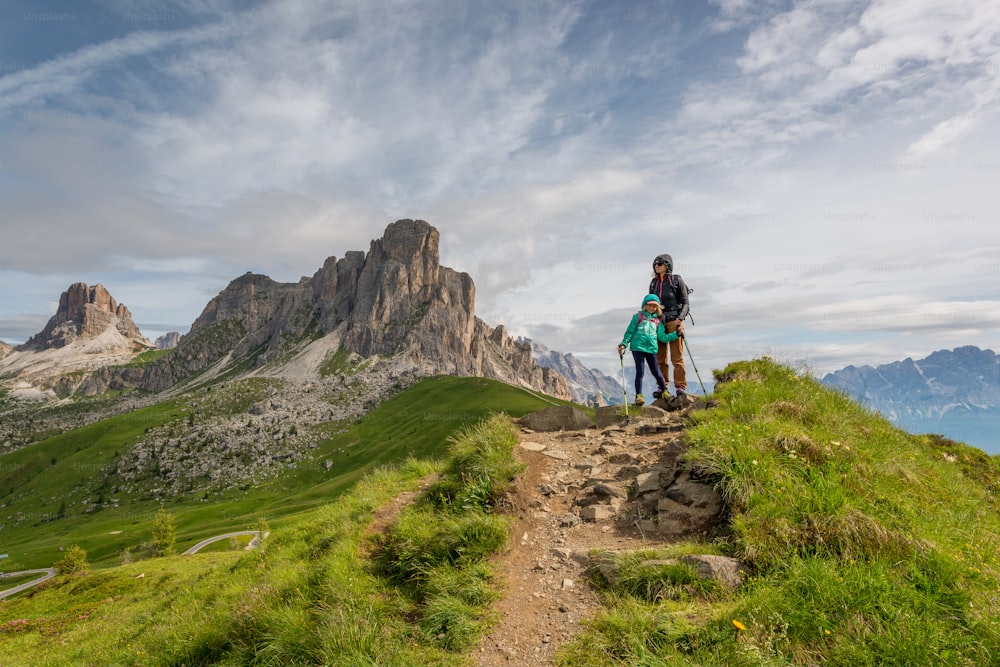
[{"x1": 476, "y1": 403, "x2": 713, "y2": 665}]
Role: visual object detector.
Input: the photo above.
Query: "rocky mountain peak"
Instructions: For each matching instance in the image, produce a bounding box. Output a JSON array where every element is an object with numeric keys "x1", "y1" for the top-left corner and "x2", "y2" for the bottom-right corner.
[
  {"x1": 142, "y1": 220, "x2": 571, "y2": 399},
  {"x1": 20, "y1": 282, "x2": 149, "y2": 351},
  {"x1": 155, "y1": 332, "x2": 182, "y2": 350}
]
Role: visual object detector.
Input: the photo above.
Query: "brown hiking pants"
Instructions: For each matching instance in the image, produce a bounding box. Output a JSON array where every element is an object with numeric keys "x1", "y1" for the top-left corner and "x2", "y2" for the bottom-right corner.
[{"x1": 657, "y1": 320, "x2": 686, "y2": 391}]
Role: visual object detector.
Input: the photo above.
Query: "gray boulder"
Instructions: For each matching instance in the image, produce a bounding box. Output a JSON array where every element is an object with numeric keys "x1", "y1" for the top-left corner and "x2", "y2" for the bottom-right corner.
[{"x1": 518, "y1": 405, "x2": 594, "y2": 432}]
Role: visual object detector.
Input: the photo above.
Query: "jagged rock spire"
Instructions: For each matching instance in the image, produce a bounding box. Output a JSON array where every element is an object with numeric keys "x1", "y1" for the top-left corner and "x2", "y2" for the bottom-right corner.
[
  {"x1": 21, "y1": 282, "x2": 148, "y2": 350},
  {"x1": 143, "y1": 219, "x2": 570, "y2": 398}
]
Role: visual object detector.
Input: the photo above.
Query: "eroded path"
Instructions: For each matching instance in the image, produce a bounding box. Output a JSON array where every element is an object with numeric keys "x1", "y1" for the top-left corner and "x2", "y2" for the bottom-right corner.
[{"x1": 477, "y1": 402, "x2": 720, "y2": 665}]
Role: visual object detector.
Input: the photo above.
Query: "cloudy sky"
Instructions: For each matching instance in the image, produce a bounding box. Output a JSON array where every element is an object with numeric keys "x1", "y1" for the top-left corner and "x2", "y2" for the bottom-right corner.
[{"x1": 1, "y1": 0, "x2": 998, "y2": 381}]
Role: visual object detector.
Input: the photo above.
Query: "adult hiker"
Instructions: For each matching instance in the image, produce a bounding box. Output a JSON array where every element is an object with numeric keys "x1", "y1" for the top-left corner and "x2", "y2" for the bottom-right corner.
[
  {"x1": 617, "y1": 294, "x2": 682, "y2": 406},
  {"x1": 648, "y1": 253, "x2": 690, "y2": 397}
]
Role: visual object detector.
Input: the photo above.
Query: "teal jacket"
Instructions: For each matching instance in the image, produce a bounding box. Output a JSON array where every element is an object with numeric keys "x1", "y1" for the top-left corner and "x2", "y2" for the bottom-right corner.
[{"x1": 620, "y1": 311, "x2": 679, "y2": 354}]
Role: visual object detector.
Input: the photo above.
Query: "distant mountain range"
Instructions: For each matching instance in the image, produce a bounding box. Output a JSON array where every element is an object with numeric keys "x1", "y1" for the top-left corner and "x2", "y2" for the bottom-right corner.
[
  {"x1": 527, "y1": 338, "x2": 623, "y2": 406},
  {"x1": 822, "y1": 346, "x2": 1000, "y2": 454},
  {"x1": 1, "y1": 220, "x2": 610, "y2": 404}
]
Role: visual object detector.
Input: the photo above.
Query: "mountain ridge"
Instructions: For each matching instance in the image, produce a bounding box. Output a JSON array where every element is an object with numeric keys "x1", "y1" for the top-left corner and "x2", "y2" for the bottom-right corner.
[
  {"x1": 138, "y1": 219, "x2": 570, "y2": 399},
  {"x1": 822, "y1": 345, "x2": 1000, "y2": 452},
  {"x1": 1, "y1": 220, "x2": 574, "y2": 402},
  {"x1": 526, "y1": 337, "x2": 623, "y2": 406}
]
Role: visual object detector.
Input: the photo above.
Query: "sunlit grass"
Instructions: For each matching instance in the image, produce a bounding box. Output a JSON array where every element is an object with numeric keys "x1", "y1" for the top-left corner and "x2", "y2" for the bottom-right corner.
[
  {"x1": 0, "y1": 412, "x2": 524, "y2": 665},
  {"x1": 558, "y1": 357, "x2": 1000, "y2": 666}
]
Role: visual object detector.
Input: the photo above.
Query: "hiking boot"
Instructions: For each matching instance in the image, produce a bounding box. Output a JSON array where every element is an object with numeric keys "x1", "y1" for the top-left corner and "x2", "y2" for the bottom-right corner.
[
  {"x1": 634, "y1": 394, "x2": 645, "y2": 407},
  {"x1": 652, "y1": 390, "x2": 663, "y2": 399},
  {"x1": 676, "y1": 389, "x2": 686, "y2": 398}
]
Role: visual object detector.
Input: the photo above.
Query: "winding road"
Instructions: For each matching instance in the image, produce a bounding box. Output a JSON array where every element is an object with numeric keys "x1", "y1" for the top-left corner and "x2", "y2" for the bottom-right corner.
[
  {"x1": 181, "y1": 530, "x2": 266, "y2": 555},
  {"x1": 0, "y1": 530, "x2": 267, "y2": 599},
  {"x1": 0, "y1": 568, "x2": 56, "y2": 600}
]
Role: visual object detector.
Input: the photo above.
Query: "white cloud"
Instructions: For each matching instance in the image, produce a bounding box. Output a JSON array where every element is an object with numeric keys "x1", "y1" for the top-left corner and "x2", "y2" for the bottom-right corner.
[{"x1": 2, "y1": 0, "x2": 999, "y2": 378}]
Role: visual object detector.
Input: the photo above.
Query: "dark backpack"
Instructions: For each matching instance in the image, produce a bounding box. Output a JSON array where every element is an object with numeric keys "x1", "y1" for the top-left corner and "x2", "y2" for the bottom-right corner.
[{"x1": 653, "y1": 276, "x2": 696, "y2": 325}]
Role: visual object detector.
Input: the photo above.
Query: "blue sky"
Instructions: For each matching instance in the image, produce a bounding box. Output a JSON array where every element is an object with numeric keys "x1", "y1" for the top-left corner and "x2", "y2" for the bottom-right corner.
[{"x1": 1, "y1": 0, "x2": 998, "y2": 380}]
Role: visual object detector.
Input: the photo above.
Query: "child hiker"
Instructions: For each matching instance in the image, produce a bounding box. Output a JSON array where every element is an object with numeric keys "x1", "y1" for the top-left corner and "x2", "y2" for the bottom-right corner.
[{"x1": 617, "y1": 294, "x2": 684, "y2": 406}]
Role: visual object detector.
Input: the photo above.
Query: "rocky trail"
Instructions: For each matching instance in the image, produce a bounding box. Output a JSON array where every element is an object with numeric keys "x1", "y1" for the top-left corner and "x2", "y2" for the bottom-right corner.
[{"x1": 475, "y1": 398, "x2": 735, "y2": 666}]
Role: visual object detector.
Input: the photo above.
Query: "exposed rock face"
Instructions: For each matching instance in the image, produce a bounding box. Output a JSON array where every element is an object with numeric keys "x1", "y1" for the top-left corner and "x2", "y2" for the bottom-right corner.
[
  {"x1": 155, "y1": 332, "x2": 181, "y2": 349},
  {"x1": 143, "y1": 220, "x2": 571, "y2": 399},
  {"x1": 20, "y1": 282, "x2": 148, "y2": 350},
  {"x1": 0, "y1": 340, "x2": 12, "y2": 361},
  {"x1": 517, "y1": 406, "x2": 595, "y2": 432}
]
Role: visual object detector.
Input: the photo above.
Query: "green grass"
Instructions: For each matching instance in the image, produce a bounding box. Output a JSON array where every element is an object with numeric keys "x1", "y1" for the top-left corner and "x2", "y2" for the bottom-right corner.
[
  {"x1": 557, "y1": 357, "x2": 1000, "y2": 666},
  {"x1": 318, "y1": 346, "x2": 371, "y2": 377},
  {"x1": 117, "y1": 348, "x2": 172, "y2": 368},
  {"x1": 9, "y1": 356, "x2": 999, "y2": 665},
  {"x1": 0, "y1": 413, "x2": 524, "y2": 665},
  {"x1": 0, "y1": 375, "x2": 570, "y2": 571}
]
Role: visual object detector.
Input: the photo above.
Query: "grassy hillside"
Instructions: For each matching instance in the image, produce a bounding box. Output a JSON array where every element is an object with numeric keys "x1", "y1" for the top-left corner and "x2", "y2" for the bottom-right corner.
[
  {"x1": 0, "y1": 375, "x2": 578, "y2": 571},
  {"x1": 11, "y1": 357, "x2": 996, "y2": 665},
  {"x1": 559, "y1": 358, "x2": 1000, "y2": 666},
  {"x1": 0, "y1": 415, "x2": 525, "y2": 666}
]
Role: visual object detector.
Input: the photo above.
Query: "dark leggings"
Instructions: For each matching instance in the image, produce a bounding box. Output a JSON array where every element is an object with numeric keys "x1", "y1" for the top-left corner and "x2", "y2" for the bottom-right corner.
[{"x1": 632, "y1": 350, "x2": 666, "y2": 394}]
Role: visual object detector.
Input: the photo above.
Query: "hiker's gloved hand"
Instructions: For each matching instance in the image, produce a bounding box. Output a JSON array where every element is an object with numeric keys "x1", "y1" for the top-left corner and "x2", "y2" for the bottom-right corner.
[
  {"x1": 676, "y1": 329, "x2": 685, "y2": 339},
  {"x1": 617, "y1": 344, "x2": 626, "y2": 356}
]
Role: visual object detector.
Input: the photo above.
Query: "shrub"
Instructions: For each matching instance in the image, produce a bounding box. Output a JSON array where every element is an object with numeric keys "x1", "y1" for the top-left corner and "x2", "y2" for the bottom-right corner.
[
  {"x1": 152, "y1": 508, "x2": 177, "y2": 557},
  {"x1": 54, "y1": 544, "x2": 89, "y2": 575}
]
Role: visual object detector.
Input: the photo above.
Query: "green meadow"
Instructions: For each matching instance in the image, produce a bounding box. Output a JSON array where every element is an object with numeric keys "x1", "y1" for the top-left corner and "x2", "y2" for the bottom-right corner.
[
  {"x1": 0, "y1": 375, "x2": 578, "y2": 571},
  {"x1": 4, "y1": 358, "x2": 1000, "y2": 666}
]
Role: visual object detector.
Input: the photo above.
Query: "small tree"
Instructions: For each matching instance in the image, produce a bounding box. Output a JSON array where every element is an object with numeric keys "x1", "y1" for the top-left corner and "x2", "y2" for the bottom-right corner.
[
  {"x1": 151, "y1": 508, "x2": 176, "y2": 557},
  {"x1": 55, "y1": 545, "x2": 89, "y2": 575}
]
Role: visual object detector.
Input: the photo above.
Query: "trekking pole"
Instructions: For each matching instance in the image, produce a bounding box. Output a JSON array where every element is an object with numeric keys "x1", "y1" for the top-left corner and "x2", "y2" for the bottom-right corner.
[
  {"x1": 682, "y1": 336, "x2": 708, "y2": 395},
  {"x1": 618, "y1": 350, "x2": 629, "y2": 417}
]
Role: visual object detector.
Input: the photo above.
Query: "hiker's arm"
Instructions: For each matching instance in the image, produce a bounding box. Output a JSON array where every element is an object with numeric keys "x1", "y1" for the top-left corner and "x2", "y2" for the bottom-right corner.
[
  {"x1": 620, "y1": 314, "x2": 639, "y2": 348},
  {"x1": 657, "y1": 323, "x2": 679, "y2": 343}
]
